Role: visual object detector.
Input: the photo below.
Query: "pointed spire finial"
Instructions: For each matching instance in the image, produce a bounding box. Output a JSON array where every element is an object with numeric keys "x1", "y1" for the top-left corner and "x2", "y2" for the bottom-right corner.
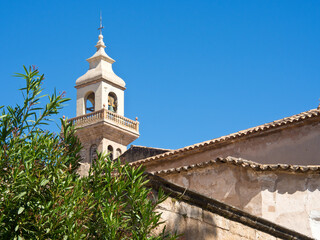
[
  {"x1": 95, "y1": 11, "x2": 106, "y2": 50},
  {"x1": 98, "y1": 11, "x2": 104, "y2": 35}
]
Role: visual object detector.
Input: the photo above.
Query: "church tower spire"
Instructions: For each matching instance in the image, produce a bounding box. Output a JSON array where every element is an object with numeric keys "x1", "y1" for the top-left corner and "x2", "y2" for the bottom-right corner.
[{"x1": 69, "y1": 21, "x2": 140, "y2": 175}]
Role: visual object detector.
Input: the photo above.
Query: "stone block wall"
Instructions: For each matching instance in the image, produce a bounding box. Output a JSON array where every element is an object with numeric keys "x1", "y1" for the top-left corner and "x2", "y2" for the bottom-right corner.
[{"x1": 156, "y1": 197, "x2": 282, "y2": 240}]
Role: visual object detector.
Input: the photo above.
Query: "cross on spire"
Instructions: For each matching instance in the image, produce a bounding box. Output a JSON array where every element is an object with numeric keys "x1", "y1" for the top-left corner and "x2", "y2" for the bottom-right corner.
[{"x1": 98, "y1": 11, "x2": 104, "y2": 35}]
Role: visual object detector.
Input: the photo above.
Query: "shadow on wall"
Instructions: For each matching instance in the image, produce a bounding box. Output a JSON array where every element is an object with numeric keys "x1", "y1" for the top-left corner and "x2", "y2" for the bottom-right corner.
[
  {"x1": 159, "y1": 198, "x2": 217, "y2": 240},
  {"x1": 261, "y1": 172, "x2": 320, "y2": 195}
]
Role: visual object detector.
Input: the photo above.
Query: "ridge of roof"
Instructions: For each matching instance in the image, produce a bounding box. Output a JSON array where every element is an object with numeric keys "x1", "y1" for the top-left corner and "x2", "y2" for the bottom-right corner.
[
  {"x1": 149, "y1": 156, "x2": 320, "y2": 175},
  {"x1": 147, "y1": 174, "x2": 313, "y2": 240},
  {"x1": 131, "y1": 108, "x2": 320, "y2": 167}
]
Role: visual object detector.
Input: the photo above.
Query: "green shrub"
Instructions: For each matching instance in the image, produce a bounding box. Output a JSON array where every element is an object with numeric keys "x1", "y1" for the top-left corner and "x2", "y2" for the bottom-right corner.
[{"x1": 0, "y1": 67, "x2": 177, "y2": 240}]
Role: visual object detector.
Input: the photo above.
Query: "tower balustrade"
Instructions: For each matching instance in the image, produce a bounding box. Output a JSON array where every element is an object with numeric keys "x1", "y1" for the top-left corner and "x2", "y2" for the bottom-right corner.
[{"x1": 67, "y1": 108, "x2": 139, "y2": 133}]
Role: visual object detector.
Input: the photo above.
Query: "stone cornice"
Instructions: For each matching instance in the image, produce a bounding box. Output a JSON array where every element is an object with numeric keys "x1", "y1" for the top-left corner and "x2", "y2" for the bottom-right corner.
[
  {"x1": 150, "y1": 156, "x2": 320, "y2": 176},
  {"x1": 74, "y1": 77, "x2": 126, "y2": 90}
]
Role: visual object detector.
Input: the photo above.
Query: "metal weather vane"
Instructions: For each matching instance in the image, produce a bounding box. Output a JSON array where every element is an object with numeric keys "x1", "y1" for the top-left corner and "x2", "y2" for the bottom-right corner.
[{"x1": 98, "y1": 12, "x2": 104, "y2": 35}]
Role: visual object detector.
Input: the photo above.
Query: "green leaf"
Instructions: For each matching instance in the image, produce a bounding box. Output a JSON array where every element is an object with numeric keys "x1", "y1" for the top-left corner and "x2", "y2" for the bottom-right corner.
[
  {"x1": 18, "y1": 207, "x2": 24, "y2": 215},
  {"x1": 40, "y1": 179, "x2": 49, "y2": 186},
  {"x1": 15, "y1": 192, "x2": 27, "y2": 200}
]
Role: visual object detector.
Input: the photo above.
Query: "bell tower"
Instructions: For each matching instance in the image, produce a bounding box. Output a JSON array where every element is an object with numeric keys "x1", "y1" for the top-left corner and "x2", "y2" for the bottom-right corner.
[{"x1": 68, "y1": 28, "x2": 139, "y2": 174}]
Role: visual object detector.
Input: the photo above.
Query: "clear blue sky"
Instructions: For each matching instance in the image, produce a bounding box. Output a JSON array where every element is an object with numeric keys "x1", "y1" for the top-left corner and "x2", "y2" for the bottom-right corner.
[{"x1": 1, "y1": 1, "x2": 320, "y2": 149}]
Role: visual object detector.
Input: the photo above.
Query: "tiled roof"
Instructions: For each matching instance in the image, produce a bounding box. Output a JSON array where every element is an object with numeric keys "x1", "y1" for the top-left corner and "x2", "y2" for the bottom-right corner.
[
  {"x1": 149, "y1": 156, "x2": 320, "y2": 176},
  {"x1": 131, "y1": 108, "x2": 320, "y2": 167}
]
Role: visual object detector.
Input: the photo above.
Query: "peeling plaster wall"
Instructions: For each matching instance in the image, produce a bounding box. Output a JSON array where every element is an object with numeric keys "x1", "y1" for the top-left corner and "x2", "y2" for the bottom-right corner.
[
  {"x1": 160, "y1": 165, "x2": 320, "y2": 238},
  {"x1": 154, "y1": 196, "x2": 283, "y2": 240}
]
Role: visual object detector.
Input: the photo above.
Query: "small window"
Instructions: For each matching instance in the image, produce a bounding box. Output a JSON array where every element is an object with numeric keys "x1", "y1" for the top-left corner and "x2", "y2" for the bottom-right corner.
[
  {"x1": 108, "y1": 92, "x2": 117, "y2": 113},
  {"x1": 90, "y1": 144, "x2": 97, "y2": 164},
  {"x1": 86, "y1": 92, "x2": 95, "y2": 114},
  {"x1": 115, "y1": 148, "x2": 122, "y2": 159},
  {"x1": 107, "y1": 145, "x2": 113, "y2": 160}
]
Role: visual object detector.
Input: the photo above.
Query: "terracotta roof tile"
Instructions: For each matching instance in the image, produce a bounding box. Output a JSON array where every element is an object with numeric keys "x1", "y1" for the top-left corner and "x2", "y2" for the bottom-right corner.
[{"x1": 131, "y1": 108, "x2": 320, "y2": 167}]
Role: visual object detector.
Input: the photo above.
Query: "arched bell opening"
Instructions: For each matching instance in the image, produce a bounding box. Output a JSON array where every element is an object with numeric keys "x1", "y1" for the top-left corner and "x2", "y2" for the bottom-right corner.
[
  {"x1": 85, "y1": 92, "x2": 95, "y2": 114},
  {"x1": 115, "y1": 148, "x2": 122, "y2": 159},
  {"x1": 89, "y1": 144, "x2": 97, "y2": 164},
  {"x1": 107, "y1": 145, "x2": 113, "y2": 160},
  {"x1": 108, "y1": 92, "x2": 118, "y2": 113}
]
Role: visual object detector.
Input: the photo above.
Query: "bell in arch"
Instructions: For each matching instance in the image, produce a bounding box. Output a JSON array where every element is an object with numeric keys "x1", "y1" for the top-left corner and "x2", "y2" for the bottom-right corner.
[{"x1": 108, "y1": 93, "x2": 117, "y2": 113}]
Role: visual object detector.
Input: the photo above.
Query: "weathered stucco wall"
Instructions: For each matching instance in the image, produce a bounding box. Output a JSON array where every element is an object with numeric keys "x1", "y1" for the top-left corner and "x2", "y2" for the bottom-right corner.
[
  {"x1": 155, "y1": 196, "x2": 283, "y2": 240},
  {"x1": 209, "y1": 121, "x2": 320, "y2": 165},
  {"x1": 149, "y1": 174, "x2": 312, "y2": 240},
  {"x1": 158, "y1": 164, "x2": 320, "y2": 238},
  {"x1": 143, "y1": 121, "x2": 320, "y2": 172}
]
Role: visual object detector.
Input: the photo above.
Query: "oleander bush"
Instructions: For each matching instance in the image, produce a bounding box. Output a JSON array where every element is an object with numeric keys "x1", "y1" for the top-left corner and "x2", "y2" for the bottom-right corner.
[{"x1": 0, "y1": 67, "x2": 177, "y2": 240}]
